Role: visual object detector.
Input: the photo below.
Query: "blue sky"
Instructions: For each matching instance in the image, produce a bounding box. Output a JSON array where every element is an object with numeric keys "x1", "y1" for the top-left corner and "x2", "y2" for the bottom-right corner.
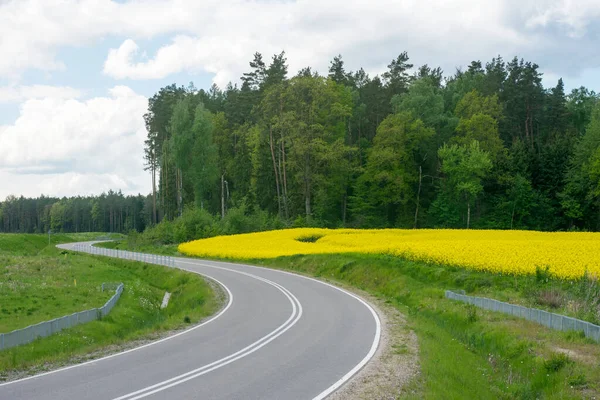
[{"x1": 0, "y1": 0, "x2": 599, "y2": 199}]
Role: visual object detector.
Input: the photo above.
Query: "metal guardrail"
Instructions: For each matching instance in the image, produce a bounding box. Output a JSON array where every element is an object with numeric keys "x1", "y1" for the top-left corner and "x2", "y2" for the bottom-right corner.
[
  {"x1": 0, "y1": 283, "x2": 124, "y2": 351},
  {"x1": 78, "y1": 243, "x2": 176, "y2": 268},
  {"x1": 446, "y1": 290, "x2": 600, "y2": 342}
]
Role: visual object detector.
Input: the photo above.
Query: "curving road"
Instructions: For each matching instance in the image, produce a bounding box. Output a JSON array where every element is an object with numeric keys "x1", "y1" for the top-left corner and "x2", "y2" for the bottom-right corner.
[{"x1": 0, "y1": 242, "x2": 380, "y2": 400}]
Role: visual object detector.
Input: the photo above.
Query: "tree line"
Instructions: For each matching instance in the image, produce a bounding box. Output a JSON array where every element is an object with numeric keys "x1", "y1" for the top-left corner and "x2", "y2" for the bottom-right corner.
[
  {"x1": 0, "y1": 192, "x2": 150, "y2": 234},
  {"x1": 143, "y1": 51, "x2": 600, "y2": 232},
  {"x1": 3, "y1": 50, "x2": 600, "y2": 235}
]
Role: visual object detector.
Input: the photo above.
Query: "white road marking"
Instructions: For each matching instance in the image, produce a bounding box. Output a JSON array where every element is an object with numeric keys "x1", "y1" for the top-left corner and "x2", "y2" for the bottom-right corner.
[
  {"x1": 311, "y1": 282, "x2": 380, "y2": 400},
  {"x1": 113, "y1": 266, "x2": 303, "y2": 400},
  {"x1": 177, "y1": 258, "x2": 382, "y2": 400}
]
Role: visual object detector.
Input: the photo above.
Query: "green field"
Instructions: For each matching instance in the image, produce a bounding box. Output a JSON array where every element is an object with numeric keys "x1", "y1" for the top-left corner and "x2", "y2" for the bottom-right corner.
[
  {"x1": 1, "y1": 234, "x2": 117, "y2": 332},
  {"x1": 0, "y1": 234, "x2": 219, "y2": 377}
]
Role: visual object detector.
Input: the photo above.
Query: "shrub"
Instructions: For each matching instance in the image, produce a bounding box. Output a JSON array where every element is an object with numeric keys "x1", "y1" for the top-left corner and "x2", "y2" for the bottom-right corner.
[
  {"x1": 466, "y1": 304, "x2": 478, "y2": 323},
  {"x1": 535, "y1": 266, "x2": 552, "y2": 283},
  {"x1": 544, "y1": 353, "x2": 571, "y2": 373},
  {"x1": 568, "y1": 373, "x2": 587, "y2": 388}
]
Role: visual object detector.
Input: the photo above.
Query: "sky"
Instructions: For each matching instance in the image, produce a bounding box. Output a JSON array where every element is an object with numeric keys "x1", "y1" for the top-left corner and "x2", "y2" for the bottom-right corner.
[{"x1": 1, "y1": 0, "x2": 599, "y2": 200}]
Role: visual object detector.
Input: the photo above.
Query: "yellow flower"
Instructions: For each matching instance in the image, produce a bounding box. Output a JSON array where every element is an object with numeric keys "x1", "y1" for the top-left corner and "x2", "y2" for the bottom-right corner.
[{"x1": 178, "y1": 228, "x2": 600, "y2": 279}]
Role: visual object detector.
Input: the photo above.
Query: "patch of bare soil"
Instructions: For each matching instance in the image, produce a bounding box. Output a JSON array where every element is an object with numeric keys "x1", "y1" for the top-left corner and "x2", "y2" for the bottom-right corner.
[{"x1": 550, "y1": 345, "x2": 598, "y2": 366}]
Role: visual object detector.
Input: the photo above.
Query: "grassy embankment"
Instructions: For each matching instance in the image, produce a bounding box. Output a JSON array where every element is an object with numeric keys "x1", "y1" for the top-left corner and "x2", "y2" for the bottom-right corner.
[
  {"x1": 0, "y1": 233, "x2": 219, "y2": 377},
  {"x1": 106, "y1": 235, "x2": 600, "y2": 399}
]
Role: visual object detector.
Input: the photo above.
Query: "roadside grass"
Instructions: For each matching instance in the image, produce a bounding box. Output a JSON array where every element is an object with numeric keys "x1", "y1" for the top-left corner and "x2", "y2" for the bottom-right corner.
[
  {"x1": 0, "y1": 233, "x2": 125, "y2": 332},
  {"x1": 0, "y1": 234, "x2": 219, "y2": 377},
  {"x1": 95, "y1": 240, "x2": 600, "y2": 398},
  {"x1": 0, "y1": 232, "x2": 124, "y2": 256}
]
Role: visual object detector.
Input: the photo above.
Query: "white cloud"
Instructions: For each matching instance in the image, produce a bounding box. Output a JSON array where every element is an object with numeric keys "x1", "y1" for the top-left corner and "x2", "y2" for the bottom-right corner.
[
  {"x1": 0, "y1": 0, "x2": 224, "y2": 77},
  {"x1": 103, "y1": 35, "x2": 257, "y2": 85},
  {"x1": 100, "y1": 0, "x2": 532, "y2": 87},
  {"x1": 524, "y1": 0, "x2": 600, "y2": 37},
  {"x1": 0, "y1": 85, "x2": 82, "y2": 103},
  {"x1": 0, "y1": 86, "x2": 150, "y2": 198},
  {"x1": 1, "y1": 0, "x2": 598, "y2": 85},
  {"x1": 0, "y1": 0, "x2": 543, "y2": 83}
]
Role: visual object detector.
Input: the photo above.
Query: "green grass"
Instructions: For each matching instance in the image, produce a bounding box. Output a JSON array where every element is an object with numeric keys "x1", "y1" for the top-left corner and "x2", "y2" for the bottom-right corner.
[{"x1": 0, "y1": 234, "x2": 219, "y2": 377}]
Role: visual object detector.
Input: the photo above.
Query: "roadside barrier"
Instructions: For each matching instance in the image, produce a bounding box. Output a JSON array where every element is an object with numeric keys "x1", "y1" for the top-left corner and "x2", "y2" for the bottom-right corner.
[
  {"x1": 0, "y1": 283, "x2": 124, "y2": 351},
  {"x1": 76, "y1": 243, "x2": 176, "y2": 268},
  {"x1": 446, "y1": 290, "x2": 600, "y2": 342}
]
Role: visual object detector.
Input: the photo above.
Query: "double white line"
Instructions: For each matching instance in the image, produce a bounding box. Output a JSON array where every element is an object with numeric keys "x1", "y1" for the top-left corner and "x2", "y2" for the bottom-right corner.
[{"x1": 113, "y1": 264, "x2": 303, "y2": 400}]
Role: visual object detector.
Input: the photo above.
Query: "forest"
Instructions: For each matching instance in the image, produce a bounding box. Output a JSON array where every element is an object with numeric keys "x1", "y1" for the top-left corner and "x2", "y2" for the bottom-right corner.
[{"x1": 2, "y1": 51, "x2": 600, "y2": 236}]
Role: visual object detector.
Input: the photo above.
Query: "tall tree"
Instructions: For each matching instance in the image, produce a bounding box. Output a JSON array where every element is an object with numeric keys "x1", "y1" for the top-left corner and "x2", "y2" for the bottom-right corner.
[
  {"x1": 438, "y1": 141, "x2": 492, "y2": 228},
  {"x1": 452, "y1": 90, "x2": 505, "y2": 162},
  {"x1": 353, "y1": 111, "x2": 434, "y2": 226},
  {"x1": 328, "y1": 54, "x2": 350, "y2": 86},
  {"x1": 383, "y1": 51, "x2": 413, "y2": 97},
  {"x1": 191, "y1": 104, "x2": 219, "y2": 209}
]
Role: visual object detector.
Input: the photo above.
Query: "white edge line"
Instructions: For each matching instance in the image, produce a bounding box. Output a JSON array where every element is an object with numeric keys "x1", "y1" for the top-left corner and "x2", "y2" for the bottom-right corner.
[
  {"x1": 0, "y1": 249, "x2": 234, "y2": 388},
  {"x1": 310, "y1": 282, "x2": 381, "y2": 399},
  {"x1": 115, "y1": 273, "x2": 303, "y2": 400},
  {"x1": 177, "y1": 258, "x2": 382, "y2": 400}
]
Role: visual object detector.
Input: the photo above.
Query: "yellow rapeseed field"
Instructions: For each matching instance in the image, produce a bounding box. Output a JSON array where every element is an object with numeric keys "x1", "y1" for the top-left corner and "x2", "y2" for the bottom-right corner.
[{"x1": 178, "y1": 228, "x2": 600, "y2": 279}]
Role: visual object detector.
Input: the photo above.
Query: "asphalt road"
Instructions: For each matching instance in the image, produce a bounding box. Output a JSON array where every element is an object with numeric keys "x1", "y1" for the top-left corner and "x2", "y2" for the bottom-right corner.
[{"x1": 0, "y1": 242, "x2": 380, "y2": 400}]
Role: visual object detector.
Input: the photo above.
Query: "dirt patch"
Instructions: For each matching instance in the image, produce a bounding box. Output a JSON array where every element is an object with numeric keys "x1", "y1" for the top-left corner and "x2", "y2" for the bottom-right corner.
[
  {"x1": 551, "y1": 345, "x2": 598, "y2": 366},
  {"x1": 323, "y1": 281, "x2": 420, "y2": 400}
]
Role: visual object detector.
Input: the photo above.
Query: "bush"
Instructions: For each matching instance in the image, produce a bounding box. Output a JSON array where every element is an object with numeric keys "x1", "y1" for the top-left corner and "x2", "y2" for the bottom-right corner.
[
  {"x1": 535, "y1": 266, "x2": 552, "y2": 283},
  {"x1": 568, "y1": 373, "x2": 587, "y2": 388},
  {"x1": 127, "y1": 230, "x2": 139, "y2": 249},
  {"x1": 143, "y1": 220, "x2": 176, "y2": 245},
  {"x1": 466, "y1": 304, "x2": 478, "y2": 323},
  {"x1": 543, "y1": 353, "x2": 571, "y2": 373},
  {"x1": 174, "y1": 207, "x2": 218, "y2": 242},
  {"x1": 222, "y1": 205, "x2": 255, "y2": 234},
  {"x1": 134, "y1": 205, "x2": 288, "y2": 246}
]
